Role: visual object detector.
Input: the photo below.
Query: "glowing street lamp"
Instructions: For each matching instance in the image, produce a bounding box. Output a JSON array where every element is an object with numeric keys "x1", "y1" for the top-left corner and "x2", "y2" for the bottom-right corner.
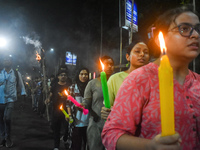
[
  {"x1": 50, "y1": 48, "x2": 54, "y2": 52},
  {"x1": 0, "y1": 38, "x2": 7, "y2": 48}
]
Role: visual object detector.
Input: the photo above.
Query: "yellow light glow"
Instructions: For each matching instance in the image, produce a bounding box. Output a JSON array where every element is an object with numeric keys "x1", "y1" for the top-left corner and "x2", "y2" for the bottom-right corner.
[{"x1": 158, "y1": 32, "x2": 167, "y2": 54}]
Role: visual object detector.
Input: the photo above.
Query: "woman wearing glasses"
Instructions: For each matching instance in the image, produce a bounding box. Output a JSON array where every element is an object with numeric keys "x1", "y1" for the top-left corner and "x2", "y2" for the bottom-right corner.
[{"x1": 102, "y1": 5, "x2": 200, "y2": 150}]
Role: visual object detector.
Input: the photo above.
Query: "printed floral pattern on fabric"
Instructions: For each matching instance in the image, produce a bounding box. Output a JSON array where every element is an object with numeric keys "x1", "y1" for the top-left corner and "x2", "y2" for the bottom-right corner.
[
  {"x1": 64, "y1": 123, "x2": 74, "y2": 150},
  {"x1": 102, "y1": 63, "x2": 200, "y2": 150}
]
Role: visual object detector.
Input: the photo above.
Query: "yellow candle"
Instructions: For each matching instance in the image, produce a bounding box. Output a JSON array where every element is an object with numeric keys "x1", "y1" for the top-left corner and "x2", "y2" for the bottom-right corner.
[
  {"x1": 59, "y1": 105, "x2": 73, "y2": 123},
  {"x1": 158, "y1": 32, "x2": 175, "y2": 136},
  {"x1": 60, "y1": 105, "x2": 69, "y2": 118}
]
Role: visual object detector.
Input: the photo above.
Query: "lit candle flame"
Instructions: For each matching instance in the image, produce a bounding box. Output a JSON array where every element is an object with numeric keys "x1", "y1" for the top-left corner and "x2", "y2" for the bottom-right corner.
[
  {"x1": 64, "y1": 90, "x2": 69, "y2": 96},
  {"x1": 36, "y1": 51, "x2": 41, "y2": 62},
  {"x1": 158, "y1": 32, "x2": 167, "y2": 55},
  {"x1": 60, "y1": 105, "x2": 63, "y2": 110},
  {"x1": 99, "y1": 59, "x2": 104, "y2": 71}
]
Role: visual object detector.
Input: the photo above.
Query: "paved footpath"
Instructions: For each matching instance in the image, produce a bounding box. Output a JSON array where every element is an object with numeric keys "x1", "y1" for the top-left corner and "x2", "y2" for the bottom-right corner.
[{"x1": 1, "y1": 97, "x2": 66, "y2": 150}]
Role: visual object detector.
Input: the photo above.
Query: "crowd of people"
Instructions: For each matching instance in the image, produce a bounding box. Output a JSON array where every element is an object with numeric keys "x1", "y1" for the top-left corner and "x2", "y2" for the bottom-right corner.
[{"x1": 0, "y1": 4, "x2": 200, "y2": 150}]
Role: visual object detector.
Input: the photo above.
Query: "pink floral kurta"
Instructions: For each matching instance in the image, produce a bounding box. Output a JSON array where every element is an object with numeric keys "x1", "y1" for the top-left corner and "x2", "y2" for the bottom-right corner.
[{"x1": 102, "y1": 63, "x2": 200, "y2": 150}]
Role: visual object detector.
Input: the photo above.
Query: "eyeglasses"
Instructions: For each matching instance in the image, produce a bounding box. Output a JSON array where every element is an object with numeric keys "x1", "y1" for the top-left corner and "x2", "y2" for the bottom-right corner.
[{"x1": 168, "y1": 23, "x2": 200, "y2": 37}]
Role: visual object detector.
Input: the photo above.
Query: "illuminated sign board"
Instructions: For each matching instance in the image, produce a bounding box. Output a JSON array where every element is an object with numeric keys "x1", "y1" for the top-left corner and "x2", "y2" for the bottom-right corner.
[
  {"x1": 123, "y1": 0, "x2": 138, "y2": 32},
  {"x1": 65, "y1": 51, "x2": 77, "y2": 65},
  {"x1": 72, "y1": 53, "x2": 77, "y2": 65}
]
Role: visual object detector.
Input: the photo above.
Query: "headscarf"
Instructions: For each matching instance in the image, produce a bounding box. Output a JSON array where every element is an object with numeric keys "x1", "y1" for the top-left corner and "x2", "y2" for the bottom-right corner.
[{"x1": 75, "y1": 67, "x2": 89, "y2": 97}]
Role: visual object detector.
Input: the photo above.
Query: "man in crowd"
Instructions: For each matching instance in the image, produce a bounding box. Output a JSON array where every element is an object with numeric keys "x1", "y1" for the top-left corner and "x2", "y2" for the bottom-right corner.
[
  {"x1": 46, "y1": 69, "x2": 72, "y2": 150},
  {"x1": 0, "y1": 55, "x2": 26, "y2": 148}
]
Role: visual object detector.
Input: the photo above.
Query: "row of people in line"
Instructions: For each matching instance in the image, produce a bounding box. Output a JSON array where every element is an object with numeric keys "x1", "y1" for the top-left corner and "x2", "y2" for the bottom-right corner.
[
  {"x1": 102, "y1": 5, "x2": 200, "y2": 150},
  {"x1": 47, "y1": 5, "x2": 200, "y2": 150},
  {"x1": 45, "y1": 32, "x2": 150, "y2": 150},
  {"x1": 1, "y1": 4, "x2": 199, "y2": 150}
]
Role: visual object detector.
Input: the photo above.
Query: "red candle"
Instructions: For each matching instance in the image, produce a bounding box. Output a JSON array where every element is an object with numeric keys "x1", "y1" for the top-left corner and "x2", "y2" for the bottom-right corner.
[{"x1": 64, "y1": 90, "x2": 89, "y2": 115}]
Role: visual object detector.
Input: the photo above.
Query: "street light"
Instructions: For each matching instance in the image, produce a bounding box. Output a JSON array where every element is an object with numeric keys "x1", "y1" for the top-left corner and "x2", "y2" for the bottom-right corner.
[
  {"x1": 50, "y1": 48, "x2": 54, "y2": 52},
  {"x1": 0, "y1": 37, "x2": 7, "y2": 48}
]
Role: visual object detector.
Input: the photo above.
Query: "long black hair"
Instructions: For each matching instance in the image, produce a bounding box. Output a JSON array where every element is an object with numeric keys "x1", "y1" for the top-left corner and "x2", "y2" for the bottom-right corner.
[{"x1": 75, "y1": 67, "x2": 89, "y2": 97}]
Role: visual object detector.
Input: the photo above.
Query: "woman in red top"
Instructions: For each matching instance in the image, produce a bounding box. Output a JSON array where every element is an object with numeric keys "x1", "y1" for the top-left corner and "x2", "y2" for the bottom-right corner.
[{"x1": 102, "y1": 5, "x2": 200, "y2": 150}]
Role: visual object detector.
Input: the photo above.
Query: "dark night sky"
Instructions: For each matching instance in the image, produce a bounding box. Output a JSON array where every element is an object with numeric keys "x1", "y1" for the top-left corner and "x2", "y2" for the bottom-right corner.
[{"x1": 0, "y1": 0, "x2": 199, "y2": 78}]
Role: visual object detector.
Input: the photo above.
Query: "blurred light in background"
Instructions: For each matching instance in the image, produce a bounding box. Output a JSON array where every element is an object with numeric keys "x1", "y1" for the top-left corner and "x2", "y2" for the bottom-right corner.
[{"x1": 0, "y1": 37, "x2": 7, "y2": 48}]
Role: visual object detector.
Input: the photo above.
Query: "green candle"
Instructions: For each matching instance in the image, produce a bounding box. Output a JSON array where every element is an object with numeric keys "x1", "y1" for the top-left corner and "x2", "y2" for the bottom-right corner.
[{"x1": 100, "y1": 60, "x2": 111, "y2": 109}]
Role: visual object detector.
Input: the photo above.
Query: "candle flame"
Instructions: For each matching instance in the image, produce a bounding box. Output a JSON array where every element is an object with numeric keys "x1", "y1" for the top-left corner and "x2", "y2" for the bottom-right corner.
[
  {"x1": 64, "y1": 90, "x2": 69, "y2": 96},
  {"x1": 99, "y1": 59, "x2": 104, "y2": 71},
  {"x1": 158, "y1": 32, "x2": 167, "y2": 54},
  {"x1": 36, "y1": 51, "x2": 41, "y2": 62},
  {"x1": 60, "y1": 105, "x2": 63, "y2": 110}
]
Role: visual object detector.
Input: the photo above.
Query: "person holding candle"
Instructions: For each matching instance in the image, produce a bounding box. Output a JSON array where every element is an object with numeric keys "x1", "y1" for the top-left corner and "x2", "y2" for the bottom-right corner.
[
  {"x1": 82, "y1": 56, "x2": 114, "y2": 150},
  {"x1": 45, "y1": 70, "x2": 72, "y2": 150},
  {"x1": 48, "y1": 65, "x2": 72, "y2": 127},
  {"x1": 50, "y1": 64, "x2": 72, "y2": 89},
  {"x1": 102, "y1": 5, "x2": 200, "y2": 150},
  {"x1": 101, "y1": 36, "x2": 150, "y2": 120},
  {"x1": 67, "y1": 67, "x2": 90, "y2": 150}
]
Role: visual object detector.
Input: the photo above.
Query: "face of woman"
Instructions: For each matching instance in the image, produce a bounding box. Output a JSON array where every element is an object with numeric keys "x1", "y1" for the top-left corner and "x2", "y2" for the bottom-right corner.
[
  {"x1": 79, "y1": 70, "x2": 89, "y2": 83},
  {"x1": 126, "y1": 42, "x2": 150, "y2": 68},
  {"x1": 165, "y1": 12, "x2": 200, "y2": 62}
]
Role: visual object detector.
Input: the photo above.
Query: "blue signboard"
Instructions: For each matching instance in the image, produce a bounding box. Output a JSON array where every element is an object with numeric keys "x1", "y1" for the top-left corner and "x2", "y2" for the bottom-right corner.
[
  {"x1": 66, "y1": 52, "x2": 72, "y2": 65},
  {"x1": 124, "y1": 0, "x2": 138, "y2": 32},
  {"x1": 72, "y1": 54, "x2": 77, "y2": 65},
  {"x1": 65, "y1": 51, "x2": 77, "y2": 65}
]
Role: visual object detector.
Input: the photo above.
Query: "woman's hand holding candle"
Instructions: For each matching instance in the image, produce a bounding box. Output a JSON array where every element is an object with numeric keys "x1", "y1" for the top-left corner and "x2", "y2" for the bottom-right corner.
[
  {"x1": 75, "y1": 103, "x2": 85, "y2": 111},
  {"x1": 63, "y1": 90, "x2": 89, "y2": 115},
  {"x1": 148, "y1": 133, "x2": 181, "y2": 149},
  {"x1": 101, "y1": 106, "x2": 112, "y2": 120}
]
